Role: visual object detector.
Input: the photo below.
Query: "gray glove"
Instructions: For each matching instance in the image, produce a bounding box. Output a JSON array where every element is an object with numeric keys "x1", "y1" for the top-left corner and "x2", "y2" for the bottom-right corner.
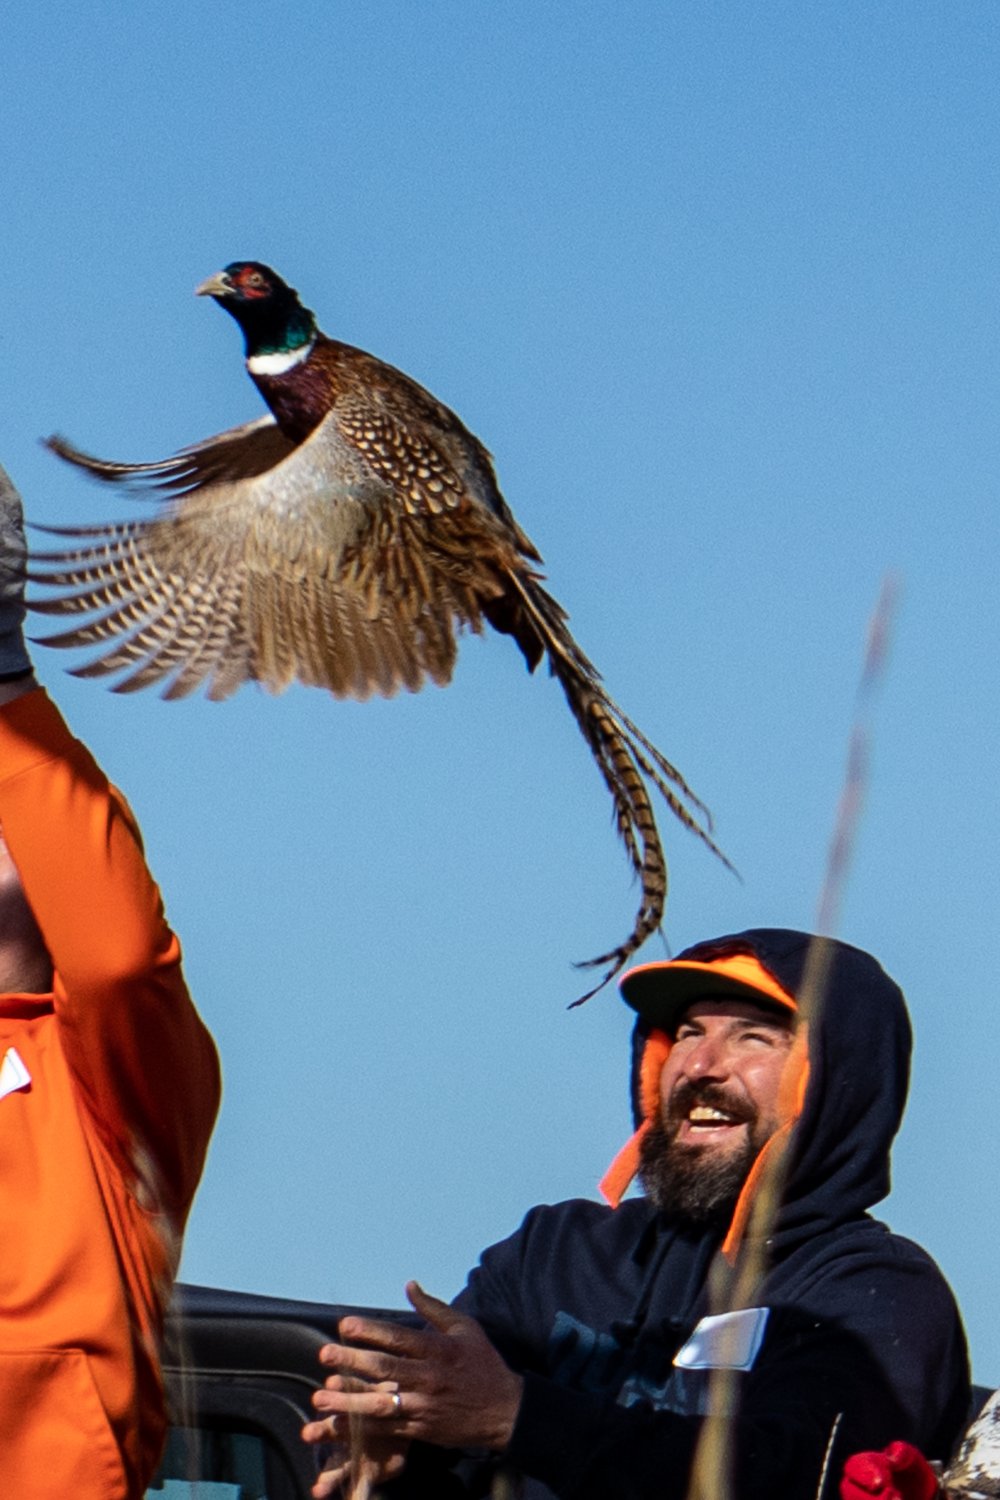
[{"x1": 0, "y1": 465, "x2": 33, "y2": 679}]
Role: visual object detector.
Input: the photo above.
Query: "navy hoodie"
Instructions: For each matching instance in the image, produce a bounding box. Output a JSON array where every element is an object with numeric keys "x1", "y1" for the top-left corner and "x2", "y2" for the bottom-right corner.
[{"x1": 397, "y1": 930, "x2": 969, "y2": 1498}]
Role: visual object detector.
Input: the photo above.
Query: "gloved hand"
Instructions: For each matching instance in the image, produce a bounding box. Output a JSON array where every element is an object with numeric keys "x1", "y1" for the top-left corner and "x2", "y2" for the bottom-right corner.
[
  {"x1": 841, "y1": 1441, "x2": 941, "y2": 1500},
  {"x1": 0, "y1": 465, "x2": 33, "y2": 679}
]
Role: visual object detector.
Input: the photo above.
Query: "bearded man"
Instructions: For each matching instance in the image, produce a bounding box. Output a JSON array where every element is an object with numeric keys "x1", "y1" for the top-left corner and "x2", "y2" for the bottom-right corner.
[{"x1": 304, "y1": 930, "x2": 969, "y2": 1499}]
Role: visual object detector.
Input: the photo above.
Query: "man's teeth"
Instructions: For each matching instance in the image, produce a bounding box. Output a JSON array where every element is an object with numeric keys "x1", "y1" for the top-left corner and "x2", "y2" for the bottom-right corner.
[{"x1": 689, "y1": 1106, "x2": 737, "y2": 1124}]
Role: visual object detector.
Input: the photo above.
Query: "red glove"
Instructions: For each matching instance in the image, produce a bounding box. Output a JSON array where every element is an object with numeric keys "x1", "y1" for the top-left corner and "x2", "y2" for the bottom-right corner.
[{"x1": 841, "y1": 1441, "x2": 941, "y2": 1500}]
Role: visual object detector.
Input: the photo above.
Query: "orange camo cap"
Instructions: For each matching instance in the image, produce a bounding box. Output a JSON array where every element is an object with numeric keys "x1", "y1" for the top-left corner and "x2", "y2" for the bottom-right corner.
[{"x1": 618, "y1": 950, "x2": 798, "y2": 1035}]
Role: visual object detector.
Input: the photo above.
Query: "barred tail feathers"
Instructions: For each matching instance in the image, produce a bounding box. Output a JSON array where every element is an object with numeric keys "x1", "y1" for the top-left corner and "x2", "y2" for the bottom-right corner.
[
  {"x1": 563, "y1": 690, "x2": 671, "y2": 1004},
  {"x1": 506, "y1": 574, "x2": 730, "y2": 1001}
]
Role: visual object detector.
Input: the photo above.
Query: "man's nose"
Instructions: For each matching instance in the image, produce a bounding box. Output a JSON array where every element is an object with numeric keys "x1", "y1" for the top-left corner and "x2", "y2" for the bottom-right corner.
[{"x1": 680, "y1": 1035, "x2": 732, "y2": 1081}]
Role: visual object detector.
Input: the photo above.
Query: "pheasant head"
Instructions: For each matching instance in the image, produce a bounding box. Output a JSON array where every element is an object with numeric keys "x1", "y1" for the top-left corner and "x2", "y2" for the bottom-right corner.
[{"x1": 196, "y1": 261, "x2": 317, "y2": 363}]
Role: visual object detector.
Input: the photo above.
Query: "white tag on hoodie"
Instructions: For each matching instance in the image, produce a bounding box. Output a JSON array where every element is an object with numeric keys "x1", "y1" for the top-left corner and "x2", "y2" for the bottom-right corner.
[
  {"x1": 673, "y1": 1307, "x2": 770, "y2": 1372},
  {"x1": 0, "y1": 1047, "x2": 32, "y2": 1100}
]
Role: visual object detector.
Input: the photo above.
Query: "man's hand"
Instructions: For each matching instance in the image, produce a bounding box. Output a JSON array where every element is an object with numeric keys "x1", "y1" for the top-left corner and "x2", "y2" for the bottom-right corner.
[
  {"x1": 301, "y1": 1282, "x2": 524, "y2": 1497},
  {"x1": 300, "y1": 1418, "x2": 409, "y2": 1500},
  {"x1": 0, "y1": 466, "x2": 32, "y2": 682}
]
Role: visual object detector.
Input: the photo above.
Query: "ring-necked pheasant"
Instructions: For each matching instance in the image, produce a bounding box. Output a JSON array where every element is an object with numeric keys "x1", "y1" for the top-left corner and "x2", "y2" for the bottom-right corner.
[{"x1": 32, "y1": 262, "x2": 728, "y2": 999}]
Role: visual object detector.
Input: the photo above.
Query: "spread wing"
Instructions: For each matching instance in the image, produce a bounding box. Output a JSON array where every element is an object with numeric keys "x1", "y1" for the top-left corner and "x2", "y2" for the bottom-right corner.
[
  {"x1": 44, "y1": 416, "x2": 298, "y2": 498},
  {"x1": 30, "y1": 411, "x2": 507, "y2": 701},
  {"x1": 37, "y1": 387, "x2": 730, "y2": 999}
]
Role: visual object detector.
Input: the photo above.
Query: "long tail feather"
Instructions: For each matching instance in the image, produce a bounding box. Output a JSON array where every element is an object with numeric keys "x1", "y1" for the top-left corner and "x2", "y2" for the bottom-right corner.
[{"x1": 507, "y1": 573, "x2": 732, "y2": 1001}]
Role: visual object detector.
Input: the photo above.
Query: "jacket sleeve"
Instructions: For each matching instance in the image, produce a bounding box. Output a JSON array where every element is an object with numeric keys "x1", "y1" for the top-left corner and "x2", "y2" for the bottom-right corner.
[{"x1": 0, "y1": 688, "x2": 220, "y2": 1215}]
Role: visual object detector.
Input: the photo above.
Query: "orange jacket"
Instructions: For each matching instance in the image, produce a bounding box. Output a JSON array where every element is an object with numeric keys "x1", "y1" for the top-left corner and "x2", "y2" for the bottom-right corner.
[{"x1": 0, "y1": 689, "x2": 221, "y2": 1498}]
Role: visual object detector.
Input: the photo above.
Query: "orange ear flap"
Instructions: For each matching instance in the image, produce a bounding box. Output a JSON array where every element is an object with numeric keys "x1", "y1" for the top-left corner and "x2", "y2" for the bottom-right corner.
[
  {"x1": 776, "y1": 1022, "x2": 810, "y2": 1121},
  {"x1": 637, "y1": 1029, "x2": 673, "y2": 1123},
  {"x1": 599, "y1": 1028, "x2": 672, "y2": 1208},
  {"x1": 599, "y1": 1123, "x2": 650, "y2": 1208},
  {"x1": 721, "y1": 1024, "x2": 811, "y2": 1262},
  {"x1": 720, "y1": 1123, "x2": 795, "y2": 1261}
]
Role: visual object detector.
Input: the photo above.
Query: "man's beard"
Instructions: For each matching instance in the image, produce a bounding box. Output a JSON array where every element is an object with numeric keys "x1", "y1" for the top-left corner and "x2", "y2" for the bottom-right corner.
[{"x1": 638, "y1": 1080, "x2": 771, "y2": 1229}]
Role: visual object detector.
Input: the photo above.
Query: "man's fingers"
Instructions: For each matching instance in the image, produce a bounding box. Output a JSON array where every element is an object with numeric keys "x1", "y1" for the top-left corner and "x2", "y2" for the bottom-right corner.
[
  {"x1": 302, "y1": 1413, "x2": 341, "y2": 1445},
  {"x1": 302, "y1": 1419, "x2": 349, "y2": 1499},
  {"x1": 318, "y1": 1341, "x2": 404, "y2": 1385},
  {"x1": 405, "y1": 1280, "x2": 465, "y2": 1333},
  {"x1": 307, "y1": 1442, "x2": 409, "y2": 1500},
  {"x1": 313, "y1": 1379, "x2": 415, "y2": 1424},
  {"x1": 335, "y1": 1312, "x2": 431, "y2": 1357},
  {"x1": 309, "y1": 1455, "x2": 350, "y2": 1499},
  {"x1": 321, "y1": 1288, "x2": 463, "y2": 1368}
]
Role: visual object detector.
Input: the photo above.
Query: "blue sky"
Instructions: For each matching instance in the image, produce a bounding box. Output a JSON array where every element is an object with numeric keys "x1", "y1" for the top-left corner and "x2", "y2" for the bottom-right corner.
[{"x1": 4, "y1": 2, "x2": 999, "y2": 1376}]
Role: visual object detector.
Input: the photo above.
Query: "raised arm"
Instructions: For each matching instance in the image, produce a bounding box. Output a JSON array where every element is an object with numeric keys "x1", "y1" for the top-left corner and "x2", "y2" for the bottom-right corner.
[{"x1": 0, "y1": 463, "x2": 219, "y2": 1214}]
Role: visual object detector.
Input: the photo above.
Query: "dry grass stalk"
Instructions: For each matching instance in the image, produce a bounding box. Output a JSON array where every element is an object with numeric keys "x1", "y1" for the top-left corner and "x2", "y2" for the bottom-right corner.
[{"x1": 684, "y1": 575, "x2": 900, "y2": 1500}]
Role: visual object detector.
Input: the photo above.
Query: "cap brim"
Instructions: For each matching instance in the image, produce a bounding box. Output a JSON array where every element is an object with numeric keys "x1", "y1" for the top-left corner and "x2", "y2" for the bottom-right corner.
[{"x1": 618, "y1": 961, "x2": 796, "y2": 1034}]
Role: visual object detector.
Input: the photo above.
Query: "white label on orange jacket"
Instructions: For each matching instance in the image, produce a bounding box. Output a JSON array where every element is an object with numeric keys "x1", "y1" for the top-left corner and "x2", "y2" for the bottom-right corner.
[
  {"x1": 673, "y1": 1307, "x2": 769, "y2": 1372},
  {"x1": 0, "y1": 1048, "x2": 31, "y2": 1100}
]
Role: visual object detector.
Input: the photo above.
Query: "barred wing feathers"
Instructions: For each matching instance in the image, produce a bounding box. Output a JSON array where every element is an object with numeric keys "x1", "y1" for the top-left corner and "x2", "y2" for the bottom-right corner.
[
  {"x1": 45, "y1": 416, "x2": 297, "y2": 498},
  {"x1": 33, "y1": 411, "x2": 730, "y2": 995},
  {"x1": 31, "y1": 412, "x2": 494, "y2": 701}
]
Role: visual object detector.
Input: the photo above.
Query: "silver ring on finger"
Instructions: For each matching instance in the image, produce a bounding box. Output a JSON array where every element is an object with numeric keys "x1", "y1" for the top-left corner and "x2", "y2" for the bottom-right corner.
[{"x1": 390, "y1": 1390, "x2": 403, "y2": 1417}]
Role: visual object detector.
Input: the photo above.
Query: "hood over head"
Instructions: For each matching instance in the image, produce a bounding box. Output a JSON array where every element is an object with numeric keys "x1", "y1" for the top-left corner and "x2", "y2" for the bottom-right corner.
[{"x1": 604, "y1": 928, "x2": 911, "y2": 1259}]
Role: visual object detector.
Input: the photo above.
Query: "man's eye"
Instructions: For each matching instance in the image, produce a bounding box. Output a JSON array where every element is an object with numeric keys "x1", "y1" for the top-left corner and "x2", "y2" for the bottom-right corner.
[{"x1": 741, "y1": 1030, "x2": 774, "y2": 1045}]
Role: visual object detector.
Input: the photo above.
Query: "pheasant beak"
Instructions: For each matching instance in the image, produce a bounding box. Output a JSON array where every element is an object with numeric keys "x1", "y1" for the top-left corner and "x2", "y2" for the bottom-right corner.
[{"x1": 195, "y1": 271, "x2": 234, "y2": 299}]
